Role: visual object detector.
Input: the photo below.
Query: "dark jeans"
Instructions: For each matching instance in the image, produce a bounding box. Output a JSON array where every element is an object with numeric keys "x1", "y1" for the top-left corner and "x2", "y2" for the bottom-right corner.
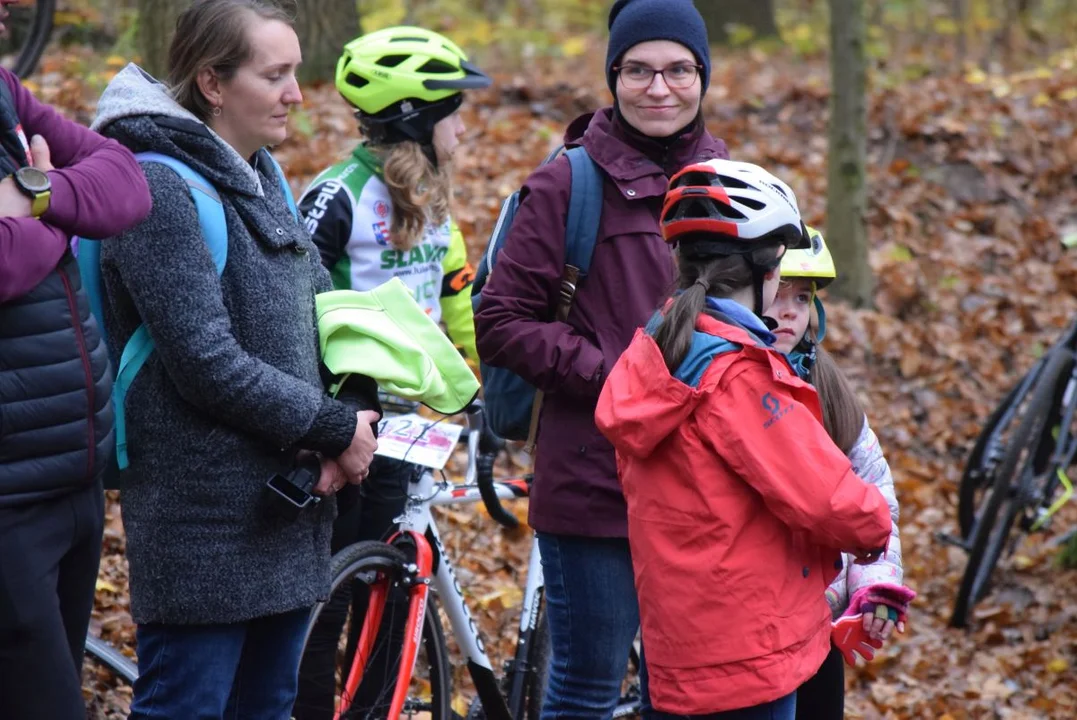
[
  {"x1": 293, "y1": 456, "x2": 413, "y2": 720},
  {"x1": 644, "y1": 692, "x2": 796, "y2": 720},
  {"x1": 128, "y1": 607, "x2": 310, "y2": 719},
  {"x1": 795, "y1": 645, "x2": 844, "y2": 720},
  {"x1": 0, "y1": 481, "x2": 104, "y2": 720},
  {"x1": 537, "y1": 532, "x2": 641, "y2": 720}
]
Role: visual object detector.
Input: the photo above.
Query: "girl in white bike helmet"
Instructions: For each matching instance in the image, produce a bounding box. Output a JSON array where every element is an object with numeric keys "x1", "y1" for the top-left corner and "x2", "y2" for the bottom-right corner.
[
  {"x1": 765, "y1": 229, "x2": 915, "y2": 720},
  {"x1": 596, "y1": 159, "x2": 892, "y2": 719}
]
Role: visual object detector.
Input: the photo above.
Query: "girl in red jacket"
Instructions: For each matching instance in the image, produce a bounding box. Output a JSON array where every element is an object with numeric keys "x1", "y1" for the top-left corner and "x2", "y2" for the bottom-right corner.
[{"x1": 595, "y1": 159, "x2": 893, "y2": 719}]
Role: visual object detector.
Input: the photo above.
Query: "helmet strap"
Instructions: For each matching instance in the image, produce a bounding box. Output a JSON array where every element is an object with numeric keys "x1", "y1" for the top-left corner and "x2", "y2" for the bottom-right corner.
[
  {"x1": 813, "y1": 294, "x2": 827, "y2": 344},
  {"x1": 788, "y1": 340, "x2": 817, "y2": 381},
  {"x1": 788, "y1": 293, "x2": 827, "y2": 381},
  {"x1": 383, "y1": 117, "x2": 440, "y2": 168},
  {"x1": 357, "y1": 93, "x2": 463, "y2": 169},
  {"x1": 748, "y1": 256, "x2": 780, "y2": 328}
]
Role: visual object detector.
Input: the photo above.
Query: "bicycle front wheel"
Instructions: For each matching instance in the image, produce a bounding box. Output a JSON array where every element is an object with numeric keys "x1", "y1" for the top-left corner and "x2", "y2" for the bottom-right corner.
[
  {"x1": 958, "y1": 369, "x2": 1036, "y2": 538},
  {"x1": 0, "y1": 0, "x2": 55, "y2": 77},
  {"x1": 521, "y1": 602, "x2": 550, "y2": 720},
  {"x1": 295, "y1": 541, "x2": 452, "y2": 720},
  {"x1": 951, "y1": 348, "x2": 1073, "y2": 628}
]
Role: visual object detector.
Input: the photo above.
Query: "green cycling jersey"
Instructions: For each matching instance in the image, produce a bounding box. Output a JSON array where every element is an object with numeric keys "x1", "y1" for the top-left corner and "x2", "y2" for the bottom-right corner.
[{"x1": 299, "y1": 143, "x2": 477, "y2": 363}]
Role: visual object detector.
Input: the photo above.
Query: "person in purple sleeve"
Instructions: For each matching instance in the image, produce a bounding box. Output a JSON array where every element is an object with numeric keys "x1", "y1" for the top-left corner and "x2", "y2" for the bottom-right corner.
[
  {"x1": 0, "y1": 1, "x2": 152, "y2": 716},
  {"x1": 474, "y1": 0, "x2": 727, "y2": 716}
]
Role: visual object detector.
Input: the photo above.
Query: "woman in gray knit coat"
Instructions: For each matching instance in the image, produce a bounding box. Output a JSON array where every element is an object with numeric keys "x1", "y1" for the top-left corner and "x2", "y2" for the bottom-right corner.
[{"x1": 90, "y1": 2, "x2": 378, "y2": 717}]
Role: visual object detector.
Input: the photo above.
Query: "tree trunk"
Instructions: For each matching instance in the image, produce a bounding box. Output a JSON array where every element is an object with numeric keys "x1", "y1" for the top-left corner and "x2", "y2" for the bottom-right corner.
[
  {"x1": 136, "y1": 0, "x2": 186, "y2": 79},
  {"x1": 825, "y1": 0, "x2": 872, "y2": 307},
  {"x1": 294, "y1": 0, "x2": 362, "y2": 84},
  {"x1": 694, "y1": 0, "x2": 779, "y2": 44}
]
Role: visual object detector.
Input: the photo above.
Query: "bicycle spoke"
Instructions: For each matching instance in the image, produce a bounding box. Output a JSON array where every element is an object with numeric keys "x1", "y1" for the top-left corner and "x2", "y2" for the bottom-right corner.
[{"x1": 296, "y1": 543, "x2": 451, "y2": 720}]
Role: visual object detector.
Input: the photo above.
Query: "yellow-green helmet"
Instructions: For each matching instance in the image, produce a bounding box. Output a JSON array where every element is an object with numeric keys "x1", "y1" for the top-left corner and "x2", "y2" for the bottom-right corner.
[
  {"x1": 780, "y1": 225, "x2": 836, "y2": 289},
  {"x1": 336, "y1": 26, "x2": 491, "y2": 116}
]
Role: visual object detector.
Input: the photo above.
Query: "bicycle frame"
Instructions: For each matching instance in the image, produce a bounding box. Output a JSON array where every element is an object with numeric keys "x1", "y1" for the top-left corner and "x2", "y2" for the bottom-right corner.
[
  {"x1": 1024, "y1": 355, "x2": 1077, "y2": 529},
  {"x1": 337, "y1": 422, "x2": 538, "y2": 720}
]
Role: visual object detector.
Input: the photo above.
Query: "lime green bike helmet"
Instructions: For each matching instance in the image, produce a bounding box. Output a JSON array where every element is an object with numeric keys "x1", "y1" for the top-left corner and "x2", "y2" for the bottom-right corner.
[
  {"x1": 780, "y1": 225, "x2": 836, "y2": 290},
  {"x1": 336, "y1": 27, "x2": 491, "y2": 148}
]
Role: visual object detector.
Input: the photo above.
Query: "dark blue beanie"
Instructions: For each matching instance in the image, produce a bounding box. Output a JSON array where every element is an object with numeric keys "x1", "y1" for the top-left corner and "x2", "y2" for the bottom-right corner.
[{"x1": 606, "y1": 0, "x2": 711, "y2": 94}]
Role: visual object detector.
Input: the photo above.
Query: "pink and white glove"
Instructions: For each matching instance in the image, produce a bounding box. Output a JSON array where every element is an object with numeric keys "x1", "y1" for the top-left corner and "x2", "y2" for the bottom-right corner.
[{"x1": 845, "y1": 583, "x2": 917, "y2": 625}]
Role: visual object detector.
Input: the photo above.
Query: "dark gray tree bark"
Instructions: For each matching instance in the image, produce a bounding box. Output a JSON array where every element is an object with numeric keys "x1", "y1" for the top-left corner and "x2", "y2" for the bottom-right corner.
[{"x1": 825, "y1": 0, "x2": 873, "y2": 307}]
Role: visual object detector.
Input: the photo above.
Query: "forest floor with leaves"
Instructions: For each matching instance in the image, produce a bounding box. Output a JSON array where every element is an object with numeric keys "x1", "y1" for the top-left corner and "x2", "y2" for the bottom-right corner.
[{"x1": 44, "y1": 43, "x2": 1077, "y2": 719}]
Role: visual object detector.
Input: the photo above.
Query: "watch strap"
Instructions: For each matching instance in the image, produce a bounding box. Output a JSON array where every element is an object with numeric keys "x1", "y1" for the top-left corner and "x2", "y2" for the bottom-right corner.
[{"x1": 30, "y1": 188, "x2": 50, "y2": 218}]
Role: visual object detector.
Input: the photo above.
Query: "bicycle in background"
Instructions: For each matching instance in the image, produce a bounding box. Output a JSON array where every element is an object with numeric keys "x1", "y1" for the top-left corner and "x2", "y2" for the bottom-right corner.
[
  {"x1": 944, "y1": 303, "x2": 1077, "y2": 628},
  {"x1": 1, "y1": 0, "x2": 54, "y2": 77}
]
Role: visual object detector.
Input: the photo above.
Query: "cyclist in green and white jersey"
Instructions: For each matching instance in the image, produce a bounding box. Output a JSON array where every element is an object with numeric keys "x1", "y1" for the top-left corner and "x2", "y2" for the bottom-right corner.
[
  {"x1": 297, "y1": 46, "x2": 483, "y2": 359},
  {"x1": 293, "y1": 26, "x2": 490, "y2": 720}
]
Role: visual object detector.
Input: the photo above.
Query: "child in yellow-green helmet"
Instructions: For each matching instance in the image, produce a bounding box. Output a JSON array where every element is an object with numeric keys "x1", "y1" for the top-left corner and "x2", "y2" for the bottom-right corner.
[
  {"x1": 299, "y1": 26, "x2": 491, "y2": 364},
  {"x1": 766, "y1": 228, "x2": 915, "y2": 720},
  {"x1": 294, "y1": 27, "x2": 491, "y2": 720}
]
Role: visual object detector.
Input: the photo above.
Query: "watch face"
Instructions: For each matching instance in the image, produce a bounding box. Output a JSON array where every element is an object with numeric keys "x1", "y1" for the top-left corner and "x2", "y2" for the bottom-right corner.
[{"x1": 16, "y1": 167, "x2": 50, "y2": 193}]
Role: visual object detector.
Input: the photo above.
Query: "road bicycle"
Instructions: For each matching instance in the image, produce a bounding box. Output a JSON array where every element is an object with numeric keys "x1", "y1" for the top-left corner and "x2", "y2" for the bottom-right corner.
[
  {"x1": 944, "y1": 315, "x2": 1077, "y2": 628},
  {"x1": 295, "y1": 398, "x2": 642, "y2": 720},
  {"x1": 1, "y1": 0, "x2": 55, "y2": 77}
]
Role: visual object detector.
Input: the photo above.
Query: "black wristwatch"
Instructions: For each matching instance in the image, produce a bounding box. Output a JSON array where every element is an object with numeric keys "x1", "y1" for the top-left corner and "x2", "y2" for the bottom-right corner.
[{"x1": 13, "y1": 166, "x2": 51, "y2": 218}]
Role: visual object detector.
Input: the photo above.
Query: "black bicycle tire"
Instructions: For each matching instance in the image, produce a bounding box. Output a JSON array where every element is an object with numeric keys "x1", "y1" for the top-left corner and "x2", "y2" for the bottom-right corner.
[
  {"x1": 83, "y1": 634, "x2": 139, "y2": 685},
  {"x1": 522, "y1": 602, "x2": 550, "y2": 720},
  {"x1": 951, "y1": 348, "x2": 1072, "y2": 628},
  {"x1": 958, "y1": 370, "x2": 1036, "y2": 538},
  {"x1": 302, "y1": 541, "x2": 452, "y2": 720},
  {"x1": 9, "y1": 0, "x2": 54, "y2": 78}
]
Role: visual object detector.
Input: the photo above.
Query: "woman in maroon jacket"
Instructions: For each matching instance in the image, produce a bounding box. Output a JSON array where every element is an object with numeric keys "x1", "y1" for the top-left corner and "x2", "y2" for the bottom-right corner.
[{"x1": 474, "y1": 0, "x2": 727, "y2": 714}]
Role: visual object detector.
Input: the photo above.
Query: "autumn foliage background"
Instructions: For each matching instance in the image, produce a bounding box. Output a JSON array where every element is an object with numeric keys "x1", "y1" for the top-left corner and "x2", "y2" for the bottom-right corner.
[{"x1": 15, "y1": 0, "x2": 1077, "y2": 717}]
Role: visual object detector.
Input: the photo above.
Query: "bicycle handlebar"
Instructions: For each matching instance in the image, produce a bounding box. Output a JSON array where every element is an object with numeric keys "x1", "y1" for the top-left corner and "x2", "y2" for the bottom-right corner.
[{"x1": 464, "y1": 399, "x2": 518, "y2": 530}]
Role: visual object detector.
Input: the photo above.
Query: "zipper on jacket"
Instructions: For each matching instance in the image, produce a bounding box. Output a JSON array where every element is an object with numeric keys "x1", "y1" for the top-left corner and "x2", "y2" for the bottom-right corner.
[{"x1": 59, "y1": 269, "x2": 96, "y2": 479}]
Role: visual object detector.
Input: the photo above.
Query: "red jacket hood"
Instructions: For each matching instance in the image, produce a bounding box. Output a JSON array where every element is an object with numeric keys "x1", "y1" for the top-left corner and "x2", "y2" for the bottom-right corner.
[
  {"x1": 597, "y1": 314, "x2": 767, "y2": 458},
  {"x1": 596, "y1": 328, "x2": 702, "y2": 459}
]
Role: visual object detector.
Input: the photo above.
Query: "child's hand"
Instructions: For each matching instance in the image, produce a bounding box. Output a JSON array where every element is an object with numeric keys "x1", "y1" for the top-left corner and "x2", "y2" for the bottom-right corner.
[
  {"x1": 862, "y1": 605, "x2": 903, "y2": 642},
  {"x1": 846, "y1": 583, "x2": 916, "y2": 634}
]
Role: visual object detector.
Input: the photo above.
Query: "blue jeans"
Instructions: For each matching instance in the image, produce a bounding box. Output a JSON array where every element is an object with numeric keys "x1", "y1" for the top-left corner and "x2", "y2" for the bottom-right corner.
[
  {"x1": 537, "y1": 532, "x2": 640, "y2": 720},
  {"x1": 643, "y1": 689, "x2": 796, "y2": 720},
  {"x1": 128, "y1": 607, "x2": 310, "y2": 720}
]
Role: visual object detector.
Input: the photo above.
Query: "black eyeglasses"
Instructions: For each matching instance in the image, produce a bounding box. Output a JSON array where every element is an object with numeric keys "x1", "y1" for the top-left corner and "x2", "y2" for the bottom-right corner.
[{"x1": 613, "y1": 63, "x2": 702, "y2": 90}]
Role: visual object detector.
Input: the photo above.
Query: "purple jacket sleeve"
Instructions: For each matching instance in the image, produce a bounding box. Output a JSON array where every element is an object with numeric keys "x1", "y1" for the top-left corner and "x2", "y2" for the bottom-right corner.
[
  {"x1": 474, "y1": 158, "x2": 605, "y2": 398},
  {"x1": 0, "y1": 69, "x2": 151, "y2": 303}
]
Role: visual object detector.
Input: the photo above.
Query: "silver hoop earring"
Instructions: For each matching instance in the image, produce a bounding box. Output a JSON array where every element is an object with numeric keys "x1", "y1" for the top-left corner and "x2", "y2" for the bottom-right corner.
[{"x1": 212, "y1": 106, "x2": 222, "y2": 117}]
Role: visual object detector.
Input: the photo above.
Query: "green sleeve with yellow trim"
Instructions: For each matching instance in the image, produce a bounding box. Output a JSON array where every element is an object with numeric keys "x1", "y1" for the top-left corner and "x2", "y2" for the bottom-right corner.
[{"x1": 439, "y1": 219, "x2": 478, "y2": 364}]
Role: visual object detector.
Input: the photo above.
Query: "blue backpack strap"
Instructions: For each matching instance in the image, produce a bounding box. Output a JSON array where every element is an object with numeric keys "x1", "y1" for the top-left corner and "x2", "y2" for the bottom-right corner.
[
  {"x1": 134, "y1": 151, "x2": 228, "y2": 272},
  {"x1": 111, "y1": 152, "x2": 228, "y2": 469},
  {"x1": 563, "y1": 146, "x2": 603, "y2": 277},
  {"x1": 262, "y1": 149, "x2": 298, "y2": 220},
  {"x1": 76, "y1": 237, "x2": 105, "y2": 337},
  {"x1": 522, "y1": 146, "x2": 605, "y2": 452}
]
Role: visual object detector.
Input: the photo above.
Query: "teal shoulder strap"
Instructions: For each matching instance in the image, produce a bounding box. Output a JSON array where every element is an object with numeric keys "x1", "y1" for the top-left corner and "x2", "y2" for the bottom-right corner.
[
  {"x1": 112, "y1": 152, "x2": 227, "y2": 469},
  {"x1": 262, "y1": 149, "x2": 298, "y2": 220}
]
